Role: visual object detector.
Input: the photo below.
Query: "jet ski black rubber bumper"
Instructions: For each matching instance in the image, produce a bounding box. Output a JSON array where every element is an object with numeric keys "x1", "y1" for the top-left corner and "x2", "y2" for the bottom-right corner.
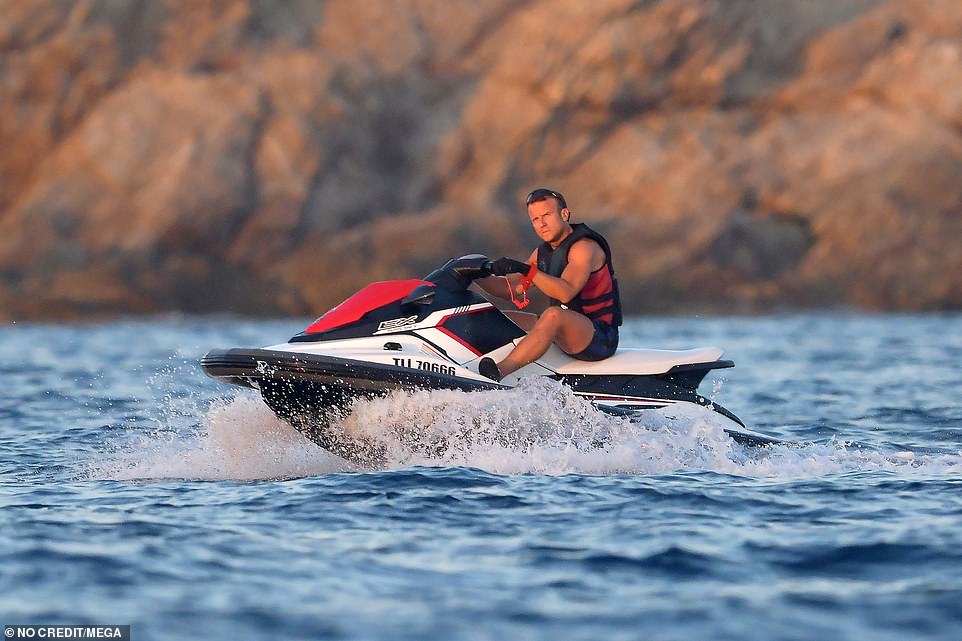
[{"x1": 201, "y1": 347, "x2": 499, "y2": 394}]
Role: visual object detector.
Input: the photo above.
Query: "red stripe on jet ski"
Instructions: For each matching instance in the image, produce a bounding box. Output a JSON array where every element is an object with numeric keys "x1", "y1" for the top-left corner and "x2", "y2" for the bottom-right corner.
[
  {"x1": 437, "y1": 326, "x2": 482, "y2": 355},
  {"x1": 436, "y1": 306, "x2": 495, "y2": 356}
]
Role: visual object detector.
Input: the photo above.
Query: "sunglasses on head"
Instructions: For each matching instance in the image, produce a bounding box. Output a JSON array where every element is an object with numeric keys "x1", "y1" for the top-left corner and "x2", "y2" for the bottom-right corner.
[{"x1": 525, "y1": 188, "x2": 567, "y2": 209}]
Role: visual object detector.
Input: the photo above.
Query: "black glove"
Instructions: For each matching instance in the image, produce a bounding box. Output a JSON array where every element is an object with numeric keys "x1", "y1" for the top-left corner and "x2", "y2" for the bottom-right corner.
[{"x1": 490, "y1": 257, "x2": 530, "y2": 276}]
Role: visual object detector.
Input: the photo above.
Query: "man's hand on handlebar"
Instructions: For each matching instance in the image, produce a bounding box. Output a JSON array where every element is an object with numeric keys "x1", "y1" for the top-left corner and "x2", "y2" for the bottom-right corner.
[{"x1": 488, "y1": 257, "x2": 530, "y2": 276}]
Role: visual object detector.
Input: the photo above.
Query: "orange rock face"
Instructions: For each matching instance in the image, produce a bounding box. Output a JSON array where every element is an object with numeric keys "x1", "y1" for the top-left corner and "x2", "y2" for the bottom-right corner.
[{"x1": 2, "y1": 0, "x2": 961, "y2": 319}]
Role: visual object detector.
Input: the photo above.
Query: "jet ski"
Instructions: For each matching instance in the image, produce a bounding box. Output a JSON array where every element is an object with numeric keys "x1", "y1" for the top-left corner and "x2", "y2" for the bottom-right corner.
[{"x1": 201, "y1": 255, "x2": 779, "y2": 462}]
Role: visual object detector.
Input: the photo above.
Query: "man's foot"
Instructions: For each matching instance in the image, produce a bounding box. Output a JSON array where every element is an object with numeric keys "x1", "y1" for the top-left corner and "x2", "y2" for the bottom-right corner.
[{"x1": 478, "y1": 357, "x2": 502, "y2": 382}]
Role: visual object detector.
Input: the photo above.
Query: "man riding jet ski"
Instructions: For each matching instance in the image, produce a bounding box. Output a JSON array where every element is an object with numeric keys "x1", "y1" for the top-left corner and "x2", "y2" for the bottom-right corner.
[
  {"x1": 201, "y1": 189, "x2": 781, "y2": 462},
  {"x1": 475, "y1": 188, "x2": 621, "y2": 382}
]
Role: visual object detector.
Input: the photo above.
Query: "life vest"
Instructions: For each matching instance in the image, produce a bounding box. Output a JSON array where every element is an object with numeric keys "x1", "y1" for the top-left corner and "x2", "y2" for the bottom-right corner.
[{"x1": 536, "y1": 223, "x2": 623, "y2": 327}]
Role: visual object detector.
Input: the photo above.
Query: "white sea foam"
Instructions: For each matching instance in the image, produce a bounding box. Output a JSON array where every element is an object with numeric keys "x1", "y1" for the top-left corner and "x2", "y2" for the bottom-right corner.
[
  {"x1": 91, "y1": 377, "x2": 962, "y2": 481},
  {"x1": 336, "y1": 378, "x2": 962, "y2": 476},
  {"x1": 90, "y1": 394, "x2": 349, "y2": 481}
]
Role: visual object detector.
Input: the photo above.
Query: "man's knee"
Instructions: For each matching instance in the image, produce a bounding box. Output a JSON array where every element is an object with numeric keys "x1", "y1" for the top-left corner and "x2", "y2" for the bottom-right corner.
[{"x1": 537, "y1": 306, "x2": 565, "y2": 331}]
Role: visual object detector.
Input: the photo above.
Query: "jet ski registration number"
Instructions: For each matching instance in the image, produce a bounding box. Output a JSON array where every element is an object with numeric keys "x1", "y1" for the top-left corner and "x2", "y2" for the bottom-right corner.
[{"x1": 392, "y1": 357, "x2": 456, "y2": 376}]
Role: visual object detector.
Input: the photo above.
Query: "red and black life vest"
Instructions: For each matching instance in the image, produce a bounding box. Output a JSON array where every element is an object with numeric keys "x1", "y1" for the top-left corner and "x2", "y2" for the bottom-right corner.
[{"x1": 536, "y1": 223, "x2": 623, "y2": 327}]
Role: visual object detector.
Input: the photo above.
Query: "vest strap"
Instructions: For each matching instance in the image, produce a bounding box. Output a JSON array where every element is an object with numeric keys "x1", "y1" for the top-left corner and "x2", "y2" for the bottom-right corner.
[{"x1": 578, "y1": 291, "x2": 615, "y2": 306}]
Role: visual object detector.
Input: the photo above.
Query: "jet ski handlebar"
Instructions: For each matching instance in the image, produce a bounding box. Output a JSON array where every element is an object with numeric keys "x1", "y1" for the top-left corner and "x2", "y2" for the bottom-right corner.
[{"x1": 424, "y1": 255, "x2": 494, "y2": 290}]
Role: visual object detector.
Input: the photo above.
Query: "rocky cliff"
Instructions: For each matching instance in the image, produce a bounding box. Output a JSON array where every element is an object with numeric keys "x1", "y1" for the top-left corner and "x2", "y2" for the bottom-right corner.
[{"x1": 2, "y1": 0, "x2": 961, "y2": 319}]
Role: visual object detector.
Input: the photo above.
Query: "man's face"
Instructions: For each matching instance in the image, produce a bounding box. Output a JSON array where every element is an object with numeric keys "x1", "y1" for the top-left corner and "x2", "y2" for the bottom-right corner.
[{"x1": 527, "y1": 197, "x2": 570, "y2": 245}]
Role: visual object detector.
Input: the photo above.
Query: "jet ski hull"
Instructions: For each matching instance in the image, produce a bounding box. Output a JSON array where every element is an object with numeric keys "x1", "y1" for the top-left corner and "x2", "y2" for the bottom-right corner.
[
  {"x1": 201, "y1": 347, "x2": 497, "y2": 401},
  {"x1": 201, "y1": 346, "x2": 777, "y2": 458},
  {"x1": 202, "y1": 347, "x2": 502, "y2": 461}
]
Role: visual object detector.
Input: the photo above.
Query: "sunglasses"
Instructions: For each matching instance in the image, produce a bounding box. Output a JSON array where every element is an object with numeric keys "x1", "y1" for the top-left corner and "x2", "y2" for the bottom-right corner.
[{"x1": 525, "y1": 188, "x2": 567, "y2": 209}]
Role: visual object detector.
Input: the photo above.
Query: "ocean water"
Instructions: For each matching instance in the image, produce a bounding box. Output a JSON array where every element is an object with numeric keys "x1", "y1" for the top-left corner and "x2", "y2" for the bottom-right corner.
[{"x1": 2, "y1": 313, "x2": 961, "y2": 641}]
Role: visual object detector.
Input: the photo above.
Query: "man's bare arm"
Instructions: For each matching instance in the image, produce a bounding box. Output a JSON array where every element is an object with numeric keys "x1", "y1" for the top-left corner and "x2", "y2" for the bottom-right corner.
[{"x1": 529, "y1": 240, "x2": 602, "y2": 303}]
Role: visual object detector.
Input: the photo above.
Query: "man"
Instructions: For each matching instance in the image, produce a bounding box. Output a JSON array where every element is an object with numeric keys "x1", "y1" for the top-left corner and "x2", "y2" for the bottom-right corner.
[{"x1": 477, "y1": 188, "x2": 622, "y2": 381}]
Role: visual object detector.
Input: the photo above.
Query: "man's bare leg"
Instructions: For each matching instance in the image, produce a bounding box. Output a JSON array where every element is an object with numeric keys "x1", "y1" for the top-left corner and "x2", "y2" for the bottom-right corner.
[{"x1": 495, "y1": 307, "x2": 596, "y2": 378}]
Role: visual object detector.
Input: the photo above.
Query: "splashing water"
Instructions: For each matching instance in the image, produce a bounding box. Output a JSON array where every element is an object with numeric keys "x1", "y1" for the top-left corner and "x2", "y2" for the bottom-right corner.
[
  {"x1": 336, "y1": 378, "x2": 962, "y2": 476},
  {"x1": 93, "y1": 378, "x2": 962, "y2": 481},
  {"x1": 91, "y1": 395, "x2": 348, "y2": 481}
]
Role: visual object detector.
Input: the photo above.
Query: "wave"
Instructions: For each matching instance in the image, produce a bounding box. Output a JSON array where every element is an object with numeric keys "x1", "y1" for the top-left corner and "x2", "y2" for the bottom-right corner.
[
  {"x1": 89, "y1": 395, "x2": 348, "y2": 481},
  {"x1": 89, "y1": 378, "x2": 962, "y2": 481}
]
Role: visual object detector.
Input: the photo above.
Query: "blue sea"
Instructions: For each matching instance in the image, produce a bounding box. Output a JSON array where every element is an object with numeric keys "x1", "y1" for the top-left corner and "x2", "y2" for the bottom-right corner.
[{"x1": 2, "y1": 314, "x2": 961, "y2": 641}]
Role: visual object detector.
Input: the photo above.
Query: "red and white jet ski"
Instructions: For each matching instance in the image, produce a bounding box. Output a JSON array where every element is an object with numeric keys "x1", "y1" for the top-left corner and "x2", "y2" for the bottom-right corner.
[{"x1": 201, "y1": 255, "x2": 777, "y2": 461}]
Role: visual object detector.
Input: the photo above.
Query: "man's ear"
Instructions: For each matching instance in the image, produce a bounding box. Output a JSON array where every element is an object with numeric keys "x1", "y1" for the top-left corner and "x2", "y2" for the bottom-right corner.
[{"x1": 562, "y1": 208, "x2": 570, "y2": 221}]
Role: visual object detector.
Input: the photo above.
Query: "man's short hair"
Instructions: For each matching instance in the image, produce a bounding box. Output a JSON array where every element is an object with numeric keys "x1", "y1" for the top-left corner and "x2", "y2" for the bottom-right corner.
[{"x1": 525, "y1": 188, "x2": 567, "y2": 210}]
